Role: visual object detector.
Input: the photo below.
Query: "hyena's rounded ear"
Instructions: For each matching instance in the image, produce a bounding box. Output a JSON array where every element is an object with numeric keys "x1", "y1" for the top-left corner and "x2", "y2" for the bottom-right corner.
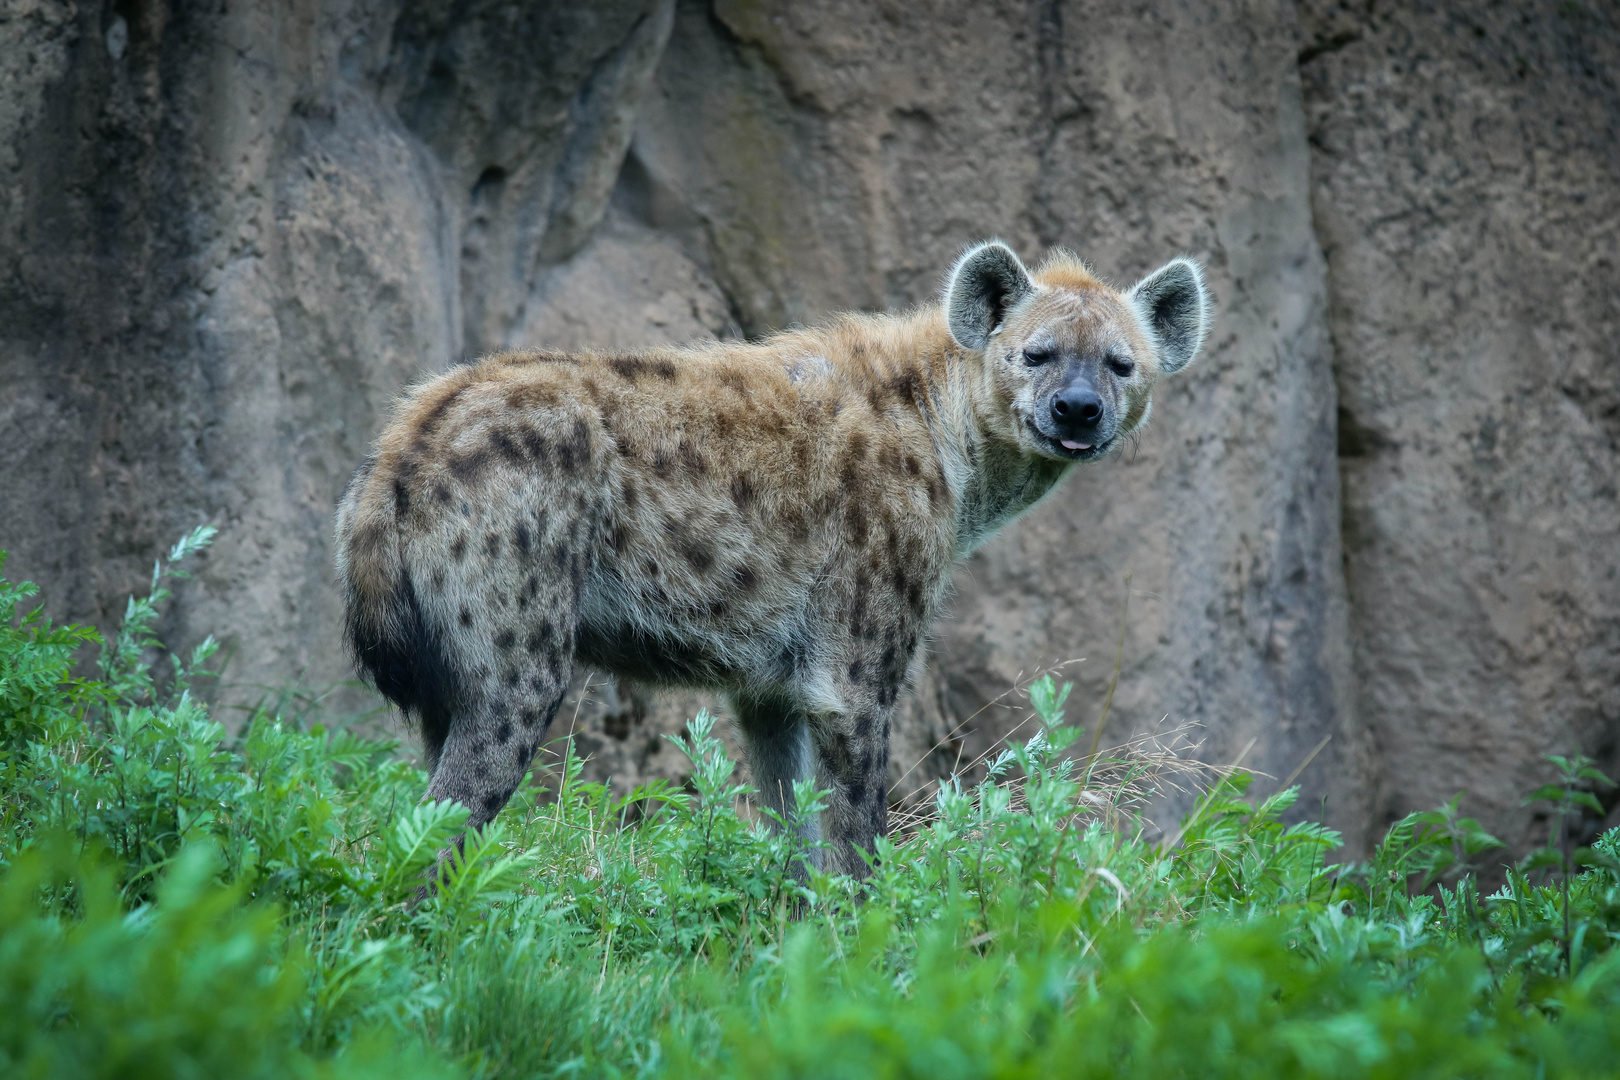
[
  {"x1": 944, "y1": 241, "x2": 1036, "y2": 351},
  {"x1": 1129, "y1": 258, "x2": 1212, "y2": 375}
]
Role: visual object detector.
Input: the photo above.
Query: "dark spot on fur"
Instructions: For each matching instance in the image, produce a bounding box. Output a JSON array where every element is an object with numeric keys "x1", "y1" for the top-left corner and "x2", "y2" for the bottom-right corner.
[
  {"x1": 448, "y1": 447, "x2": 493, "y2": 482},
  {"x1": 840, "y1": 453, "x2": 863, "y2": 490},
  {"x1": 732, "y1": 563, "x2": 758, "y2": 591},
  {"x1": 496, "y1": 721, "x2": 513, "y2": 744},
  {"x1": 730, "y1": 474, "x2": 755, "y2": 512},
  {"x1": 609, "y1": 356, "x2": 647, "y2": 381},
  {"x1": 492, "y1": 428, "x2": 526, "y2": 465},
  {"x1": 847, "y1": 504, "x2": 869, "y2": 544},
  {"x1": 848, "y1": 660, "x2": 863, "y2": 682},
  {"x1": 718, "y1": 369, "x2": 747, "y2": 394},
  {"x1": 495, "y1": 630, "x2": 516, "y2": 650},
  {"x1": 855, "y1": 714, "x2": 872, "y2": 738},
  {"x1": 849, "y1": 781, "x2": 866, "y2": 807},
  {"x1": 905, "y1": 454, "x2": 921, "y2": 477},
  {"x1": 414, "y1": 383, "x2": 467, "y2": 435},
  {"x1": 622, "y1": 478, "x2": 638, "y2": 507},
  {"x1": 481, "y1": 792, "x2": 504, "y2": 816},
  {"x1": 609, "y1": 524, "x2": 629, "y2": 553},
  {"x1": 515, "y1": 523, "x2": 532, "y2": 557},
  {"x1": 434, "y1": 484, "x2": 452, "y2": 503},
  {"x1": 484, "y1": 533, "x2": 501, "y2": 559},
  {"x1": 459, "y1": 607, "x2": 472, "y2": 627},
  {"x1": 451, "y1": 535, "x2": 468, "y2": 562},
  {"x1": 885, "y1": 368, "x2": 923, "y2": 407},
  {"x1": 393, "y1": 479, "x2": 411, "y2": 514},
  {"x1": 833, "y1": 732, "x2": 854, "y2": 773},
  {"x1": 682, "y1": 540, "x2": 714, "y2": 574},
  {"x1": 522, "y1": 428, "x2": 549, "y2": 462},
  {"x1": 709, "y1": 598, "x2": 727, "y2": 618},
  {"x1": 348, "y1": 521, "x2": 387, "y2": 566},
  {"x1": 521, "y1": 708, "x2": 543, "y2": 728},
  {"x1": 555, "y1": 419, "x2": 592, "y2": 473},
  {"x1": 850, "y1": 572, "x2": 870, "y2": 638},
  {"x1": 431, "y1": 569, "x2": 445, "y2": 591}
]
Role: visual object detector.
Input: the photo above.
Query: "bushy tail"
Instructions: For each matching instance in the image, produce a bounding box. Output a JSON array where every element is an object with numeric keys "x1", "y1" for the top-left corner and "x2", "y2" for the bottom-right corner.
[{"x1": 334, "y1": 456, "x2": 463, "y2": 745}]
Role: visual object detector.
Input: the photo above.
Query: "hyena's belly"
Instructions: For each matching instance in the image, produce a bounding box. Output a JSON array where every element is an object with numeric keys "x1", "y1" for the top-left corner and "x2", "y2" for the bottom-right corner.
[
  {"x1": 575, "y1": 549, "x2": 821, "y2": 696},
  {"x1": 574, "y1": 616, "x2": 734, "y2": 689}
]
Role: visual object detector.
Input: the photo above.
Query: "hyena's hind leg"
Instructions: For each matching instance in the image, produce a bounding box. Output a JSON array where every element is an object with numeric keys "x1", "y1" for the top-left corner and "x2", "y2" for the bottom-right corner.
[
  {"x1": 422, "y1": 631, "x2": 578, "y2": 832},
  {"x1": 415, "y1": 538, "x2": 584, "y2": 832},
  {"x1": 734, "y1": 692, "x2": 820, "y2": 847}
]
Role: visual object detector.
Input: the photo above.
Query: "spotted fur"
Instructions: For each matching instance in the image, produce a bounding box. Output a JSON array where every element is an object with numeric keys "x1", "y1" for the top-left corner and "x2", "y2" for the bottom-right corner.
[{"x1": 335, "y1": 242, "x2": 1209, "y2": 877}]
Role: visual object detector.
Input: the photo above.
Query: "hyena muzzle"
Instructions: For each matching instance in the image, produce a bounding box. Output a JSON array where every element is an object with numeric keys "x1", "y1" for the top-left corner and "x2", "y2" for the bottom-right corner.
[{"x1": 335, "y1": 241, "x2": 1209, "y2": 878}]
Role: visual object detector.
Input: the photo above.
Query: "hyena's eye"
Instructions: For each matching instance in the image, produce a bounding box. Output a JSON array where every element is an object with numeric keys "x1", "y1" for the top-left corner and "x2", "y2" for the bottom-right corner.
[
  {"x1": 1106, "y1": 354, "x2": 1134, "y2": 377},
  {"x1": 1022, "y1": 346, "x2": 1056, "y2": 366}
]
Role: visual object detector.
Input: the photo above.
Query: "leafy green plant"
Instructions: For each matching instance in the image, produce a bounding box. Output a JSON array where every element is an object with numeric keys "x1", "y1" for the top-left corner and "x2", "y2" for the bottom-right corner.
[
  {"x1": 2, "y1": 535, "x2": 1620, "y2": 1079},
  {"x1": 0, "y1": 838, "x2": 452, "y2": 1080},
  {"x1": 1523, "y1": 753, "x2": 1618, "y2": 973}
]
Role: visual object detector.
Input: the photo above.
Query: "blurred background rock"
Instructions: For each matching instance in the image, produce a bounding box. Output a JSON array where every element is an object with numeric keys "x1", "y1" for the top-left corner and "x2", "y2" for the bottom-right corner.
[{"x1": 3, "y1": 0, "x2": 1615, "y2": 860}]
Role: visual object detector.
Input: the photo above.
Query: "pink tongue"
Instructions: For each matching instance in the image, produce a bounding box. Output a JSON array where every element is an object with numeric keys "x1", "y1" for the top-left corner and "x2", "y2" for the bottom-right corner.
[{"x1": 1061, "y1": 439, "x2": 1092, "y2": 451}]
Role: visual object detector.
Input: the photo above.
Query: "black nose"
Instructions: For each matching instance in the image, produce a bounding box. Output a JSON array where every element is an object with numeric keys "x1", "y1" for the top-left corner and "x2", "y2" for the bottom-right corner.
[{"x1": 1051, "y1": 384, "x2": 1103, "y2": 428}]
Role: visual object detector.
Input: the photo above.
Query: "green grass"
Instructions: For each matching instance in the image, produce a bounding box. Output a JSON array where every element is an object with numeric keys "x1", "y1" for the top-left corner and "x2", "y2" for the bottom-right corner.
[{"x1": 1, "y1": 529, "x2": 1617, "y2": 1078}]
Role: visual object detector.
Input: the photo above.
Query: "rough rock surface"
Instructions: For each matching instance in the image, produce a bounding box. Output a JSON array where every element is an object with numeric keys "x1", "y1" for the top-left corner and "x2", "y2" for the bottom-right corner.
[
  {"x1": 1299, "y1": 0, "x2": 1620, "y2": 847},
  {"x1": 2, "y1": 0, "x2": 1613, "y2": 856}
]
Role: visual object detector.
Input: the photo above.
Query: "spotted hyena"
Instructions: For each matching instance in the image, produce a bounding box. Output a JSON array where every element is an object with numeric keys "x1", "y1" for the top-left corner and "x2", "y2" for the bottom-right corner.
[{"x1": 335, "y1": 242, "x2": 1210, "y2": 877}]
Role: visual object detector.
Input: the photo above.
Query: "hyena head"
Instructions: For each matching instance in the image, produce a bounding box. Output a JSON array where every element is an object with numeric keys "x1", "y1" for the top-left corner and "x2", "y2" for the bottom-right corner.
[{"x1": 944, "y1": 241, "x2": 1211, "y2": 461}]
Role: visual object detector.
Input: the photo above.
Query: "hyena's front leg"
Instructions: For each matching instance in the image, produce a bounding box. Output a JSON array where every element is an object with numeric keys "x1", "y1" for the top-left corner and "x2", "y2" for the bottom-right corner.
[{"x1": 807, "y1": 701, "x2": 894, "y2": 878}]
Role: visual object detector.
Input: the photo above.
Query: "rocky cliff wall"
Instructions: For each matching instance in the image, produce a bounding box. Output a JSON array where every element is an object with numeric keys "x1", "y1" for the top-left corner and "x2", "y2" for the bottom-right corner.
[
  {"x1": 2, "y1": 0, "x2": 1614, "y2": 854},
  {"x1": 1299, "y1": 0, "x2": 1620, "y2": 849}
]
